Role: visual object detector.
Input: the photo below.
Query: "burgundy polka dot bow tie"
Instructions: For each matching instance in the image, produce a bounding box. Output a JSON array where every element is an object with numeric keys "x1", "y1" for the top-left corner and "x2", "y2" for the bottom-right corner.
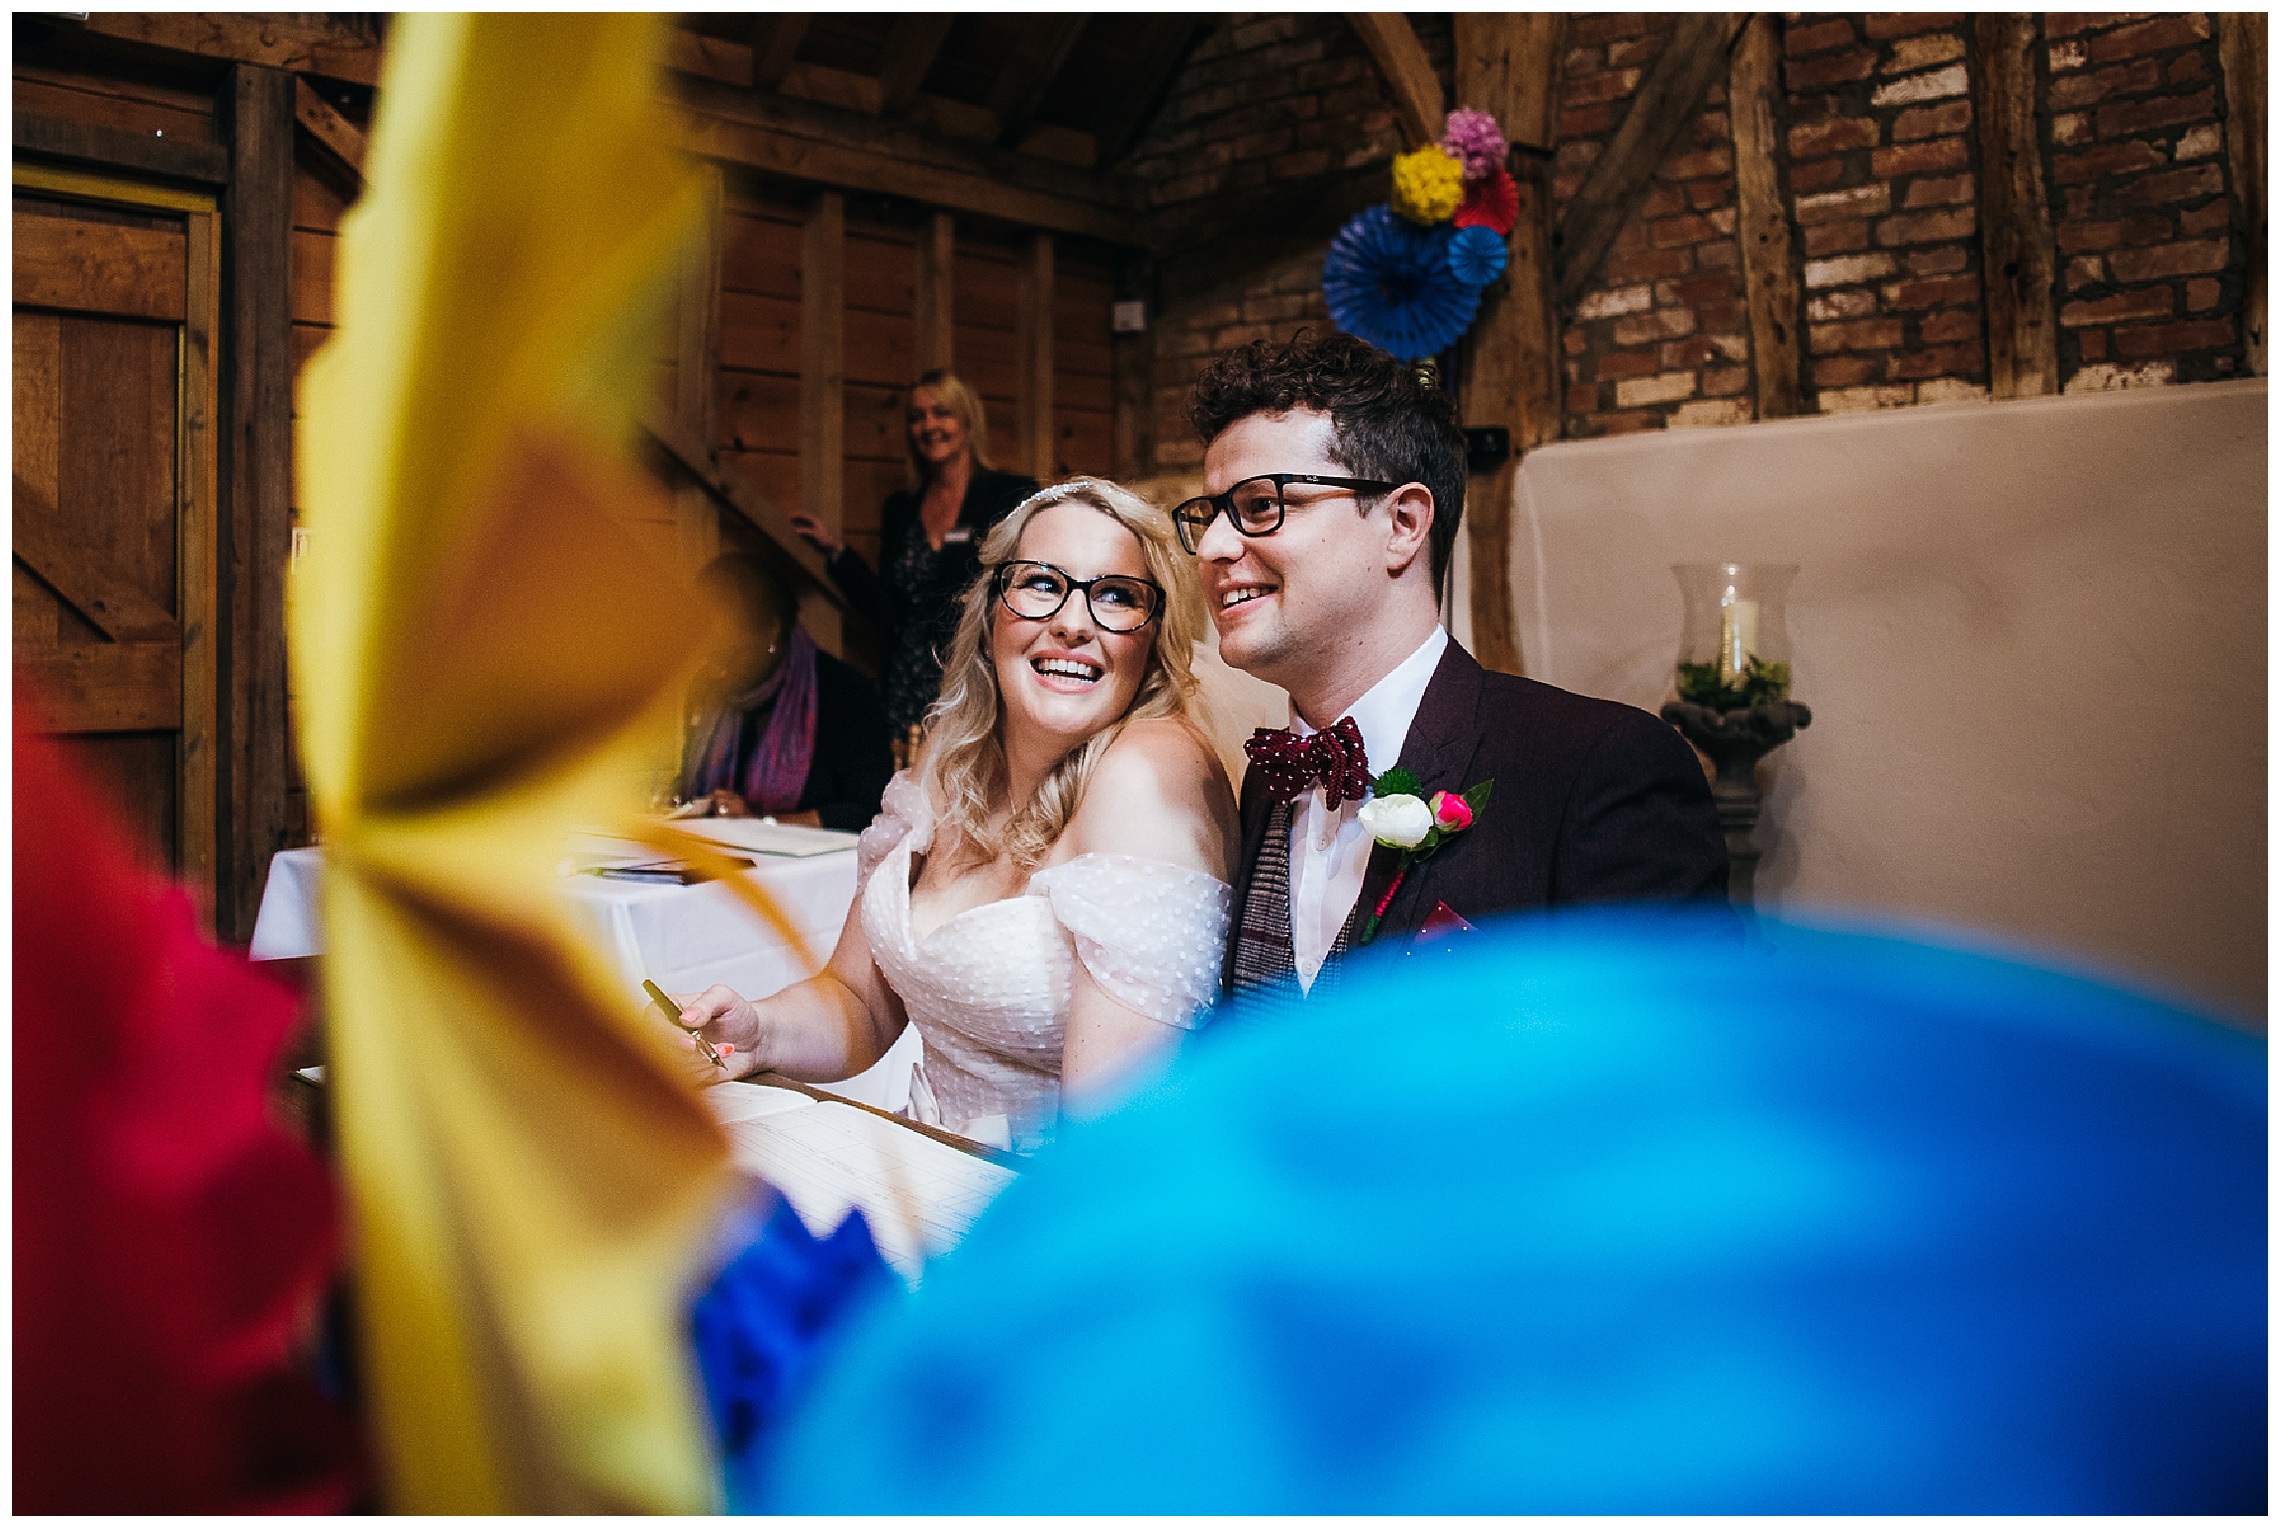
[{"x1": 1244, "y1": 715, "x2": 1372, "y2": 809}]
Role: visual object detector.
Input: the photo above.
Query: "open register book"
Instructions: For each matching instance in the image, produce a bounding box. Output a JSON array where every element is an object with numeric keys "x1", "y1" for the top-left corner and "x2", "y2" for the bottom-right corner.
[{"x1": 704, "y1": 1079, "x2": 1016, "y2": 1282}]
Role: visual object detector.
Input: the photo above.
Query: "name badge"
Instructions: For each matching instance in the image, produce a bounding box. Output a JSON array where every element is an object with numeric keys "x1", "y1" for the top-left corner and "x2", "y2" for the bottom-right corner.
[{"x1": 941, "y1": 526, "x2": 974, "y2": 545}]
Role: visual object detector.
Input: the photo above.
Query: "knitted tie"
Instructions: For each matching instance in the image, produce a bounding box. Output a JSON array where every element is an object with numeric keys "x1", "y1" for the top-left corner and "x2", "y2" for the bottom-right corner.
[{"x1": 1242, "y1": 716, "x2": 1371, "y2": 808}]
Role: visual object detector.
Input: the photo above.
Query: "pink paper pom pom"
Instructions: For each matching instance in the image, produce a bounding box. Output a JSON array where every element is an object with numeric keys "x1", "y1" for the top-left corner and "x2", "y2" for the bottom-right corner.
[{"x1": 1440, "y1": 107, "x2": 1508, "y2": 182}]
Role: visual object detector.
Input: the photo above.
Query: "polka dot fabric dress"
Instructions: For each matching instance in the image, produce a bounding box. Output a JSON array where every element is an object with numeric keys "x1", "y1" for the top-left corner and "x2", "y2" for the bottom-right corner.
[{"x1": 856, "y1": 773, "x2": 1232, "y2": 1153}]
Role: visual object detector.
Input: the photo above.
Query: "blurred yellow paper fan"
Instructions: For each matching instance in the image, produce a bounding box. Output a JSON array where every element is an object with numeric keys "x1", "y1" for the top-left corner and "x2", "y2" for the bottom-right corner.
[{"x1": 291, "y1": 13, "x2": 739, "y2": 1514}]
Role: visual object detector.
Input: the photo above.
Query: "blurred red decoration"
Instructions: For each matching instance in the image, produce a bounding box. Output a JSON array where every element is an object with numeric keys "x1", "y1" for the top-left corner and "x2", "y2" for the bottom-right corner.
[
  {"x1": 1452, "y1": 166, "x2": 1521, "y2": 238},
  {"x1": 14, "y1": 707, "x2": 360, "y2": 1512}
]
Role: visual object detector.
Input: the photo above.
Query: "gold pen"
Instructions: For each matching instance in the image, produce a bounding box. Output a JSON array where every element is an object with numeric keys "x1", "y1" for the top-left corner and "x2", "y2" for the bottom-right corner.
[{"x1": 644, "y1": 979, "x2": 726, "y2": 1071}]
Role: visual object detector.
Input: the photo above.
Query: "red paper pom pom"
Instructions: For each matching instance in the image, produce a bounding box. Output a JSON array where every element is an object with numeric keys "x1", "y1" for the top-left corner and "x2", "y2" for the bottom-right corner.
[{"x1": 1452, "y1": 165, "x2": 1519, "y2": 238}]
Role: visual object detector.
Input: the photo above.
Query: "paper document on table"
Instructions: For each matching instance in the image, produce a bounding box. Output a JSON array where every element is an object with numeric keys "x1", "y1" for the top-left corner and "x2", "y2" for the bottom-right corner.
[
  {"x1": 671, "y1": 818, "x2": 860, "y2": 859},
  {"x1": 704, "y1": 1083, "x2": 1014, "y2": 1281}
]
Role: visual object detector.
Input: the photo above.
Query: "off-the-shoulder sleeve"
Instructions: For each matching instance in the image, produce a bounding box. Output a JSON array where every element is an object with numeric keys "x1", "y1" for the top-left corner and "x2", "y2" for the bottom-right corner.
[
  {"x1": 855, "y1": 771, "x2": 933, "y2": 894},
  {"x1": 1031, "y1": 854, "x2": 1233, "y2": 1030}
]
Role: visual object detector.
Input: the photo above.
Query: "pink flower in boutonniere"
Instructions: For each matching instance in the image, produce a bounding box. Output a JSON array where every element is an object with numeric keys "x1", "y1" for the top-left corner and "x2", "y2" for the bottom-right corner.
[
  {"x1": 1358, "y1": 768, "x2": 1495, "y2": 943},
  {"x1": 1429, "y1": 790, "x2": 1473, "y2": 833}
]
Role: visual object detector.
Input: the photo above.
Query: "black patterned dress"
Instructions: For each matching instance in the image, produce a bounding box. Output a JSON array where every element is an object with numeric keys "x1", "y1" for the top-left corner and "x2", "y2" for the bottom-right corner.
[{"x1": 826, "y1": 468, "x2": 1039, "y2": 737}]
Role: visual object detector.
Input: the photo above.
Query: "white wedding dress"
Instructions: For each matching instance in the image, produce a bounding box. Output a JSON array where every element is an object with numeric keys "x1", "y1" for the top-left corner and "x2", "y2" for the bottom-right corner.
[{"x1": 855, "y1": 772, "x2": 1232, "y2": 1153}]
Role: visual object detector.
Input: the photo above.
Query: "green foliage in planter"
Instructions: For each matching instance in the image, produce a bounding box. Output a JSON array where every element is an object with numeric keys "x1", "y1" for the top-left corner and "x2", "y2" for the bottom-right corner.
[{"x1": 1676, "y1": 657, "x2": 1792, "y2": 710}]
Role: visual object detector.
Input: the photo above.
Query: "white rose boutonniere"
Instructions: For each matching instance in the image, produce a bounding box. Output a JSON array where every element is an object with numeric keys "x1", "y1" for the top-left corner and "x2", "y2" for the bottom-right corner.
[
  {"x1": 1357, "y1": 792, "x2": 1434, "y2": 849},
  {"x1": 1357, "y1": 766, "x2": 1496, "y2": 943}
]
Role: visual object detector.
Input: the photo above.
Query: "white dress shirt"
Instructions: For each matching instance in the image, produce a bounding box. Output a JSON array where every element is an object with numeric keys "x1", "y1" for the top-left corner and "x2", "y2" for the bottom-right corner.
[{"x1": 1287, "y1": 626, "x2": 1448, "y2": 990}]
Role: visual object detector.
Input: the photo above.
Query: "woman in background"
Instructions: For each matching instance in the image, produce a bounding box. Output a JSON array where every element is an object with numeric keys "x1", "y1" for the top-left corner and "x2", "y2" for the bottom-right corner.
[
  {"x1": 790, "y1": 370, "x2": 1038, "y2": 741},
  {"x1": 680, "y1": 551, "x2": 893, "y2": 832},
  {"x1": 671, "y1": 479, "x2": 1237, "y2": 1151}
]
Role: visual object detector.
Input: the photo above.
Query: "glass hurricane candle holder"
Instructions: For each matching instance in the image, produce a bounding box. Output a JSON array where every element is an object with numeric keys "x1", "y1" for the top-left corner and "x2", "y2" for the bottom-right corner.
[{"x1": 1672, "y1": 562, "x2": 1798, "y2": 709}]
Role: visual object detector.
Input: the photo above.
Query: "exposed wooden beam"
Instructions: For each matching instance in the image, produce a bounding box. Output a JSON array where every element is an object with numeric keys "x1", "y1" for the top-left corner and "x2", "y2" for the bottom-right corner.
[
  {"x1": 1094, "y1": 18, "x2": 1206, "y2": 165},
  {"x1": 222, "y1": 63, "x2": 298, "y2": 942},
  {"x1": 1972, "y1": 13, "x2": 2060, "y2": 398},
  {"x1": 2219, "y1": 12, "x2": 2267, "y2": 375},
  {"x1": 878, "y1": 15, "x2": 958, "y2": 119},
  {"x1": 14, "y1": 108, "x2": 231, "y2": 184},
  {"x1": 1556, "y1": 12, "x2": 1747, "y2": 309},
  {"x1": 70, "y1": 13, "x2": 383, "y2": 85},
  {"x1": 670, "y1": 31, "x2": 750, "y2": 88},
  {"x1": 1728, "y1": 15, "x2": 1803, "y2": 418},
  {"x1": 989, "y1": 17, "x2": 1089, "y2": 150},
  {"x1": 749, "y1": 15, "x2": 813, "y2": 90},
  {"x1": 914, "y1": 211, "x2": 955, "y2": 373},
  {"x1": 1346, "y1": 13, "x2": 1445, "y2": 149},
  {"x1": 801, "y1": 191, "x2": 846, "y2": 648},
  {"x1": 1451, "y1": 13, "x2": 1565, "y2": 678},
  {"x1": 293, "y1": 77, "x2": 366, "y2": 183},
  {"x1": 1015, "y1": 233, "x2": 1057, "y2": 482},
  {"x1": 639, "y1": 413, "x2": 849, "y2": 614},
  {"x1": 670, "y1": 80, "x2": 1149, "y2": 246}
]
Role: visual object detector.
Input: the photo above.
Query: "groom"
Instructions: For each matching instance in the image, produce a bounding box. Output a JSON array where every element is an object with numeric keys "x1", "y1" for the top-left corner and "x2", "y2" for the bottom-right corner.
[{"x1": 1180, "y1": 333, "x2": 1728, "y2": 1002}]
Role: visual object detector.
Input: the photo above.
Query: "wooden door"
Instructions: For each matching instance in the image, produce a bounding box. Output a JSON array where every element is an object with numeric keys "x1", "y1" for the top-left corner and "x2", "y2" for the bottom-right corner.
[{"x1": 13, "y1": 164, "x2": 220, "y2": 902}]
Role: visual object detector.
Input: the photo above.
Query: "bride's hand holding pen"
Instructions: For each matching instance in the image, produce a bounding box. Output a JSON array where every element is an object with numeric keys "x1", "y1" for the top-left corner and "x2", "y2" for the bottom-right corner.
[{"x1": 647, "y1": 980, "x2": 766, "y2": 1085}]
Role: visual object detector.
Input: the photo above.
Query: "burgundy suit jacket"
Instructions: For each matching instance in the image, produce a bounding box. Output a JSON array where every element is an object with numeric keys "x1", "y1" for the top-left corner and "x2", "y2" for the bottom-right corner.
[{"x1": 1221, "y1": 641, "x2": 1729, "y2": 991}]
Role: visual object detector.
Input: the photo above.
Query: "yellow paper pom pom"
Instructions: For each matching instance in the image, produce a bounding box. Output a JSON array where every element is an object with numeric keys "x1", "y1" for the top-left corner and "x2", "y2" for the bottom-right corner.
[{"x1": 1390, "y1": 144, "x2": 1466, "y2": 225}]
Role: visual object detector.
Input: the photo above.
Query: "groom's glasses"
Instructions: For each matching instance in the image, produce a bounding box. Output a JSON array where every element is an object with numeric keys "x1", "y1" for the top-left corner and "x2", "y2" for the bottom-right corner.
[
  {"x1": 1171, "y1": 474, "x2": 1400, "y2": 554},
  {"x1": 990, "y1": 560, "x2": 1165, "y2": 632}
]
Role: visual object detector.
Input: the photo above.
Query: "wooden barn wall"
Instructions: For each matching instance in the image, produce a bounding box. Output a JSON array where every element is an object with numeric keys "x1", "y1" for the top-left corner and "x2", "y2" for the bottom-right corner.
[{"x1": 713, "y1": 181, "x2": 1116, "y2": 584}]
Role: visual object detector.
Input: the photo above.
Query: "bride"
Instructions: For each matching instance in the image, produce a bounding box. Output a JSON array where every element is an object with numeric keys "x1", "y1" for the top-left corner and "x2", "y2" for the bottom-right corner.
[{"x1": 666, "y1": 478, "x2": 1238, "y2": 1151}]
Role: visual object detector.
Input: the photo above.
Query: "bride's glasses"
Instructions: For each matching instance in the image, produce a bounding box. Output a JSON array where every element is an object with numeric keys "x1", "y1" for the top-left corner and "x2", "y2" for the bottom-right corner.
[{"x1": 989, "y1": 560, "x2": 1165, "y2": 632}]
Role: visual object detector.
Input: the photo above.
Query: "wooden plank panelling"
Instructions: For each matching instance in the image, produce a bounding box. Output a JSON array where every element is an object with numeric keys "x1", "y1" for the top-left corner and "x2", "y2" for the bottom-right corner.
[
  {"x1": 13, "y1": 213, "x2": 186, "y2": 321},
  {"x1": 800, "y1": 191, "x2": 846, "y2": 649},
  {"x1": 17, "y1": 644, "x2": 184, "y2": 731},
  {"x1": 290, "y1": 228, "x2": 334, "y2": 325},
  {"x1": 1973, "y1": 13, "x2": 2059, "y2": 399},
  {"x1": 1557, "y1": 12, "x2": 1747, "y2": 309},
  {"x1": 1015, "y1": 233, "x2": 1055, "y2": 482},
  {"x1": 1729, "y1": 15, "x2": 1803, "y2": 419}
]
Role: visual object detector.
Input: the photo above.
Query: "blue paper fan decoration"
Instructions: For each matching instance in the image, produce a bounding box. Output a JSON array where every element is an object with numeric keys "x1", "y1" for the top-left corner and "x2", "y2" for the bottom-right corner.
[
  {"x1": 1448, "y1": 224, "x2": 1509, "y2": 288},
  {"x1": 1322, "y1": 204, "x2": 1482, "y2": 361}
]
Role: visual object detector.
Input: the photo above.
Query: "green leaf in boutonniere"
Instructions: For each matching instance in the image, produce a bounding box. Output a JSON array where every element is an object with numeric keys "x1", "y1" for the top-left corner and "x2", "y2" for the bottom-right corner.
[{"x1": 1372, "y1": 764, "x2": 1422, "y2": 800}]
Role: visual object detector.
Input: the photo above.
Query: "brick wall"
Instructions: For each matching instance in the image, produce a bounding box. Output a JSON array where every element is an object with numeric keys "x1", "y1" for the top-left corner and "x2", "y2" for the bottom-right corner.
[
  {"x1": 1121, "y1": 12, "x2": 2257, "y2": 459},
  {"x1": 1785, "y1": 12, "x2": 1989, "y2": 412},
  {"x1": 1126, "y1": 13, "x2": 1454, "y2": 478},
  {"x1": 2046, "y1": 12, "x2": 2248, "y2": 390},
  {"x1": 1558, "y1": 14, "x2": 1751, "y2": 436}
]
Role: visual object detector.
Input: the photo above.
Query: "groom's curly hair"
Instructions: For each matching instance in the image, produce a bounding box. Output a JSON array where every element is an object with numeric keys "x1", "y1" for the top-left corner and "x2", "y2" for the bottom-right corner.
[{"x1": 1188, "y1": 331, "x2": 1468, "y2": 584}]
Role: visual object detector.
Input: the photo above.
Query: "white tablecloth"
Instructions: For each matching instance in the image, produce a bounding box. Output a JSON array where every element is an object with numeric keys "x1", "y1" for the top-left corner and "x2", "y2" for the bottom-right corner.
[{"x1": 250, "y1": 839, "x2": 920, "y2": 1108}]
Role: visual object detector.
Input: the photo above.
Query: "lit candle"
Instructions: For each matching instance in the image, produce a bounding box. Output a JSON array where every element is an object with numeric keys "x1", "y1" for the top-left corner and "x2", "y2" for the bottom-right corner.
[{"x1": 1719, "y1": 598, "x2": 1760, "y2": 684}]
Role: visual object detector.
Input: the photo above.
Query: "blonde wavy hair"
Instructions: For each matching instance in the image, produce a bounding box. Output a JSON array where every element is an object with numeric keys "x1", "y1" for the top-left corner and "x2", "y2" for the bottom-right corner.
[
  {"x1": 919, "y1": 477, "x2": 1208, "y2": 868},
  {"x1": 905, "y1": 369, "x2": 993, "y2": 485}
]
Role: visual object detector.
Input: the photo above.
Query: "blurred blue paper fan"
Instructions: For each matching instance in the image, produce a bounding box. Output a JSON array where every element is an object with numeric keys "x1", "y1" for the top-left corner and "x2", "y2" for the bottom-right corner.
[
  {"x1": 1322, "y1": 204, "x2": 1481, "y2": 361},
  {"x1": 1448, "y1": 224, "x2": 1509, "y2": 288}
]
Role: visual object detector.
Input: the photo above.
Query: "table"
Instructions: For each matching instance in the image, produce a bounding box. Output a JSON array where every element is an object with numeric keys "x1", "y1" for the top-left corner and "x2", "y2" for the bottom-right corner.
[{"x1": 250, "y1": 837, "x2": 921, "y2": 1109}]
